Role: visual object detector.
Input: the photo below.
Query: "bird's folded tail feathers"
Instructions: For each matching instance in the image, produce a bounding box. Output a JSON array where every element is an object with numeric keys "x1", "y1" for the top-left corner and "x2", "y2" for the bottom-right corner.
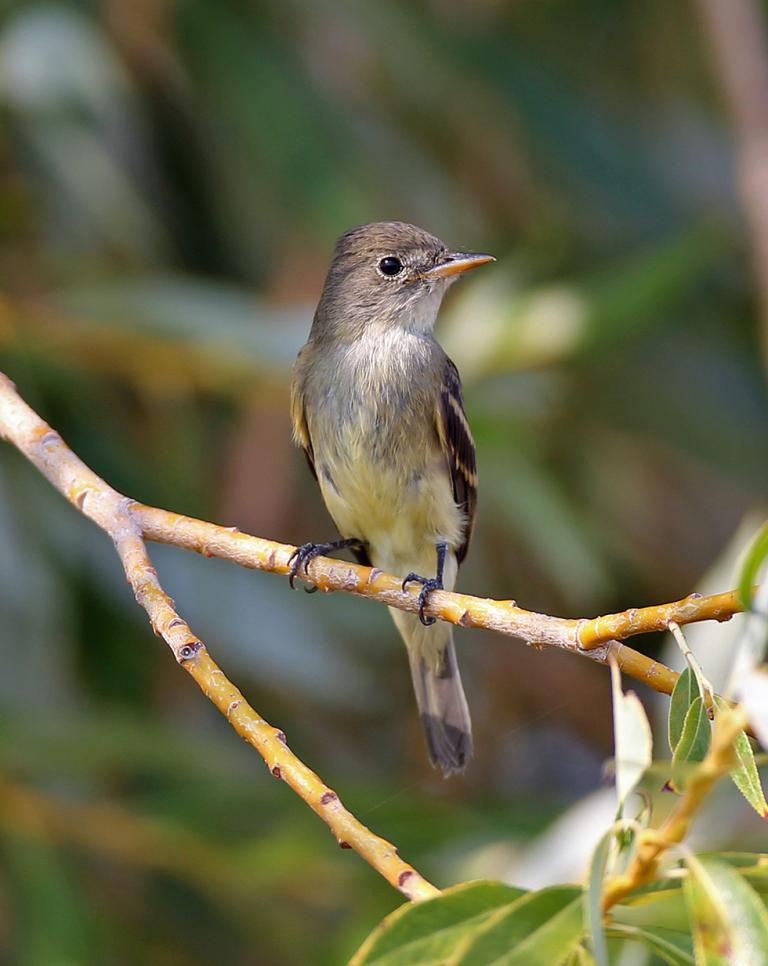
[{"x1": 407, "y1": 633, "x2": 473, "y2": 776}]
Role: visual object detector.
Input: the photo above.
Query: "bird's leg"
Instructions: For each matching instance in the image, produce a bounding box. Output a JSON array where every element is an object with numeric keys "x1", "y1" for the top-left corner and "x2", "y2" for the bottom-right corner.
[
  {"x1": 288, "y1": 538, "x2": 367, "y2": 591},
  {"x1": 402, "y1": 542, "x2": 448, "y2": 627}
]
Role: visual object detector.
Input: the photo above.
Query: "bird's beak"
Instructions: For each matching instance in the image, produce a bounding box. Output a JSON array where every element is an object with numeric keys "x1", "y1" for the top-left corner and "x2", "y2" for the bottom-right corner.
[{"x1": 421, "y1": 251, "x2": 495, "y2": 280}]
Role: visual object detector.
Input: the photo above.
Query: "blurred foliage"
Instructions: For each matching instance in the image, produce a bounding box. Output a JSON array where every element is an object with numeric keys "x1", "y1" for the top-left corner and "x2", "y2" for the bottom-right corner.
[{"x1": 0, "y1": 0, "x2": 767, "y2": 962}]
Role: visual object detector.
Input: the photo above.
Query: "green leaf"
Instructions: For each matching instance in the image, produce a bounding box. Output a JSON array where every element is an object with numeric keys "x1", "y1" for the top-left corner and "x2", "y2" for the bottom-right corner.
[
  {"x1": 738, "y1": 522, "x2": 768, "y2": 608},
  {"x1": 696, "y1": 854, "x2": 768, "y2": 896},
  {"x1": 611, "y1": 663, "x2": 653, "y2": 807},
  {"x1": 713, "y1": 697, "x2": 768, "y2": 818},
  {"x1": 585, "y1": 831, "x2": 612, "y2": 966},
  {"x1": 449, "y1": 886, "x2": 584, "y2": 965},
  {"x1": 684, "y1": 856, "x2": 768, "y2": 965},
  {"x1": 608, "y1": 924, "x2": 694, "y2": 965},
  {"x1": 669, "y1": 667, "x2": 697, "y2": 754},
  {"x1": 671, "y1": 696, "x2": 711, "y2": 793},
  {"x1": 349, "y1": 881, "x2": 526, "y2": 966},
  {"x1": 727, "y1": 729, "x2": 767, "y2": 817}
]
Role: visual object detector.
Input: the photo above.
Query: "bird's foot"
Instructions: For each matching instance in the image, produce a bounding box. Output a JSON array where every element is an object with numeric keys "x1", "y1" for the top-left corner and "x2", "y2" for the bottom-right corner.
[
  {"x1": 288, "y1": 539, "x2": 365, "y2": 591},
  {"x1": 402, "y1": 572, "x2": 443, "y2": 626}
]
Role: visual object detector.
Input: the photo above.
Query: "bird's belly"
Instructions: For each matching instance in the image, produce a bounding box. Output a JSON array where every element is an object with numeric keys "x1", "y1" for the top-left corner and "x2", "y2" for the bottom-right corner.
[{"x1": 317, "y1": 428, "x2": 463, "y2": 573}]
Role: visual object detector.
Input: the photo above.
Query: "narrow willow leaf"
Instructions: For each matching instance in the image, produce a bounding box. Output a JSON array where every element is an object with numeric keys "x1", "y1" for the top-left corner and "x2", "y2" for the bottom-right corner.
[
  {"x1": 684, "y1": 855, "x2": 768, "y2": 965},
  {"x1": 669, "y1": 667, "x2": 697, "y2": 754},
  {"x1": 585, "y1": 831, "x2": 612, "y2": 966},
  {"x1": 738, "y1": 522, "x2": 768, "y2": 608},
  {"x1": 349, "y1": 881, "x2": 526, "y2": 966},
  {"x1": 611, "y1": 662, "x2": 653, "y2": 807},
  {"x1": 713, "y1": 697, "x2": 768, "y2": 818},
  {"x1": 727, "y1": 730, "x2": 767, "y2": 817},
  {"x1": 607, "y1": 924, "x2": 694, "y2": 965},
  {"x1": 670, "y1": 697, "x2": 710, "y2": 793},
  {"x1": 450, "y1": 887, "x2": 584, "y2": 966}
]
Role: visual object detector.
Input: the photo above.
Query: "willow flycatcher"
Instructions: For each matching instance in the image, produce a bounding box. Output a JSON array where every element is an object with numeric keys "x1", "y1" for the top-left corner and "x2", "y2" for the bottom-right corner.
[{"x1": 289, "y1": 221, "x2": 493, "y2": 775}]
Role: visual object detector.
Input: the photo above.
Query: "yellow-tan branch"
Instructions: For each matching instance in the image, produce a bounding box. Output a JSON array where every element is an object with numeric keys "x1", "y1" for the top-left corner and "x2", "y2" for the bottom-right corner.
[
  {"x1": 0, "y1": 377, "x2": 747, "y2": 695},
  {"x1": 0, "y1": 373, "x2": 437, "y2": 902},
  {"x1": 577, "y1": 590, "x2": 743, "y2": 650},
  {"x1": 130, "y1": 502, "x2": 747, "y2": 697}
]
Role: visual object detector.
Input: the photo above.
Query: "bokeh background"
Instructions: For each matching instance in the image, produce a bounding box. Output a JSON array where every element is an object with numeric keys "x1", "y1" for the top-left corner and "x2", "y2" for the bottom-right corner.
[{"x1": 1, "y1": 1, "x2": 767, "y2": 963}]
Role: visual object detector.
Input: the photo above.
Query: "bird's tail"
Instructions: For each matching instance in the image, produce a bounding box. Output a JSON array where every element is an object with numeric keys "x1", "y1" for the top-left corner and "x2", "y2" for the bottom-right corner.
[{"x1": 391, "y1": 609, "x2": 473, "y2": 776}]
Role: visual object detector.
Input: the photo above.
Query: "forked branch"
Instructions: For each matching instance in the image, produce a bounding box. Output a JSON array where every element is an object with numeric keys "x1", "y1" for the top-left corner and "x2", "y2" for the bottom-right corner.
[
  {"x1": 0, "y1": 372, "x2": 749, "y2": 899},
  {"x1": 0, "y1": 373, "x2": 437, "y2": 901}
]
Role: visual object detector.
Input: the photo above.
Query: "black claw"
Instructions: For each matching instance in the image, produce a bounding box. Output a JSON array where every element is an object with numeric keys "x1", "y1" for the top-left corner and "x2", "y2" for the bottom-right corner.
[
  {"x1": 288, "y1": 539, "x2": 367, "y2": 590},
  {"x1": 402, "y1": 572, "x2": 443, "y2": 626},
  {"x1": 288, "y1": 543, "x2": 325, "y2": 590}
]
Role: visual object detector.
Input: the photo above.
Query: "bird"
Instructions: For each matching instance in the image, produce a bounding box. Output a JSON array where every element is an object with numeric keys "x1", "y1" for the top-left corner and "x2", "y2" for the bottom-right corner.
[{"x1": 289, "y1": 221, "x2": 493, "y2": 775}]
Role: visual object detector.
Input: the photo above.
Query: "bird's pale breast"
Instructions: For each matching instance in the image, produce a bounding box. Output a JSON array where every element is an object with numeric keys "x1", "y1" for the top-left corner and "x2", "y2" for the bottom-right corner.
[{"x1": 304, "y1": 328, "x2": 464, "y2": 576}]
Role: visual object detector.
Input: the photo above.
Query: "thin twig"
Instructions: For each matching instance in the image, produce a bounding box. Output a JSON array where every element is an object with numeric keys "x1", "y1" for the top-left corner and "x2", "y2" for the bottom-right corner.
[
  {"x1": 668, "y1": 621, "x2": 715, "y2": 705},
  {"x1": 577, "y1": 592, "x2": 743, "y2": 651}
]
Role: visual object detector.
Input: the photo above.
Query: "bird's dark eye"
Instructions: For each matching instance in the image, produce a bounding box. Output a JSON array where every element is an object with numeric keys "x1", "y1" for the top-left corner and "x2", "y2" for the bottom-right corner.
[{"x1": 378, "y1": 256, "x2": 403, "y2": 277}]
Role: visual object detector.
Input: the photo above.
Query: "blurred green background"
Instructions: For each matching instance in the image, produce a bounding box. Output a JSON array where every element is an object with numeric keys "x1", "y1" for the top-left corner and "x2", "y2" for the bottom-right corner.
[{"x1": 0, "y1": 1, "x2": 767, "y2": 963}]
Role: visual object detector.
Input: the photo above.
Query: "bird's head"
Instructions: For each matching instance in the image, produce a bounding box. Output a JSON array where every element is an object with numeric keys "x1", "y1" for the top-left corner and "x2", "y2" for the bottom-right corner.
[{"x1": 313, "y1": 221, "x2": 494, "y2": 339}]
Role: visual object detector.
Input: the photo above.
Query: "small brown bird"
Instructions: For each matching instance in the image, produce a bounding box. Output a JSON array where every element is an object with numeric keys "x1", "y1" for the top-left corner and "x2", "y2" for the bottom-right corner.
[{"x1": 289, "y1": 221, "x2": 493, "y2": 775}]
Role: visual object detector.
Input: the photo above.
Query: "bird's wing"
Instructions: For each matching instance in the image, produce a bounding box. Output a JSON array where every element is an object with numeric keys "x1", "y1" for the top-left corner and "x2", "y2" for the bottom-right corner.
[
  {"x1": 290, "y1": 353, "x2": 372, "y2": 567},
  {"x1": 289, "y1": 368, "x2": 318, "y2": 483},
  {"x1": 436, "y1": 357, "x2": 477, "y2": 565}
]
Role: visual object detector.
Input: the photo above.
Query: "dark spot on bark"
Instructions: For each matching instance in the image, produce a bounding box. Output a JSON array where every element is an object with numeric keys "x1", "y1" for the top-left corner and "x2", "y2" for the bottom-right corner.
[
  {"x1": 267, "y1": 550, "x2": 277, "y2": 569},
  {"x1": 320, "y1": 791, "x2": 338, "y2": 805},
  {"x1": 398, "y1": 871, "x2": 414, "y2": 888},
  {"x1": 178, "y1": 641, "x2": 200, "y2": 661},
  {"x1": 169, "y1": 618, "x2": 184, "y2": 629},
  {"x1": 689, "y1": 592, "x2": 703, "y2": 599},
  {"x1": 458, "y1": 610, "x2": 472, "y2": 627},
  {"x1": 271, "y1": 765, "x2": 282, "y2": 779},
  {"x1": 276, "y1": 731, "x2": 287, "y2": 744},
  {"x1": 338, "y1": 840, "x2": 351, "y2": 849}
]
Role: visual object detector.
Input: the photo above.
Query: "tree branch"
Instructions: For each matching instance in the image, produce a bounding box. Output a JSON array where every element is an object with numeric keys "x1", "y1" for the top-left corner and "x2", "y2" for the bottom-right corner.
[
  {"x1": 0, "y1": 373, "x2": 438, "y2": 902},
  {"x1": 129, "y1": 502, "x2": 748, "y2": 693},
  {"x1": 577, "y1": 590, "x2": 743, "y2": 650},
  {"x1": 0, "y1": 372, "x2": 749, "y2": 898}
]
